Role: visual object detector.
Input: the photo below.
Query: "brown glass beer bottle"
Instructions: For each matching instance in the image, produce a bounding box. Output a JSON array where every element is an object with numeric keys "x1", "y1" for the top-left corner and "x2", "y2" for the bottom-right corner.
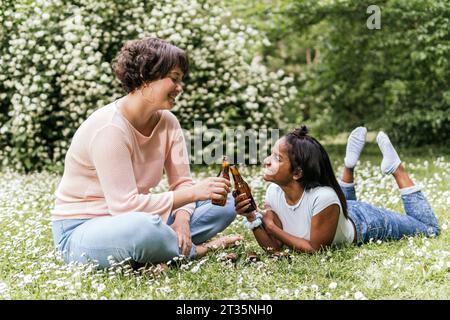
[
  {"x1": 211, "y1": 156, "x2": 230, "y2": 206},
  {"x1": 230, "y1": 166, "x2": 258, "y2": 213}
]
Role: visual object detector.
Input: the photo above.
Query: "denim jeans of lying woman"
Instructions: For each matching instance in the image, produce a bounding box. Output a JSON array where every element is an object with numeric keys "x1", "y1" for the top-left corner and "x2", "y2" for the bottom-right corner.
[
  {"x1": 339, "y1": 181, "x2": 440, "y2": 244},
  {"x1": 52, "y1": 194, "x2": 236, "y2": 269}
]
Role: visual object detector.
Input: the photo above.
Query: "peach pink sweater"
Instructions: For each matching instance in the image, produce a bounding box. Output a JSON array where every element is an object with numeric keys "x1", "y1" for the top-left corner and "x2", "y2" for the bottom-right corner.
[{"x1": 51, "y1": 100, "x2": 195, "y2": 222}]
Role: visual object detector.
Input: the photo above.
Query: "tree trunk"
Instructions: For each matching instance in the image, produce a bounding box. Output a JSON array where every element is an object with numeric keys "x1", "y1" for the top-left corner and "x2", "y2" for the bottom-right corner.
[{"x1": 306, "y1": 48, "x2": 311, "y2": 65}]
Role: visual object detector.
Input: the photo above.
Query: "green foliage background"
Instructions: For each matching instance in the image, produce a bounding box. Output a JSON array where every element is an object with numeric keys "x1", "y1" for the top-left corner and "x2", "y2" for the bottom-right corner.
[
  {"x1": 0, "y1": 0, "x2": 449, "y2": 172},
  {"x1": 228, "y1": 0, "x2": 450, "y2": 146}
]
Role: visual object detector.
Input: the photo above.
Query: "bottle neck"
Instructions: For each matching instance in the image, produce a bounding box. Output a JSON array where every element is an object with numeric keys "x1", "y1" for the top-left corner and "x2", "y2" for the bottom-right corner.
[
  {"x1": 233, "y1": 175, "x2": 244, "y2": 185},
  {"x1": 231, "y1": 168, "x2": 244, "y2": 184}
]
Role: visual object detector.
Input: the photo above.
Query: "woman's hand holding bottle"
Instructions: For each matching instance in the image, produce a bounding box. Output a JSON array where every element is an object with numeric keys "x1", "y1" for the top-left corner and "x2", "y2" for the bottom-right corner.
[
  {"x1": 232, "y1": 191, "x2": 258, "y2": 221},
  {"x1": 193, "y1": 177, "x2": 231, "y2": 201}
]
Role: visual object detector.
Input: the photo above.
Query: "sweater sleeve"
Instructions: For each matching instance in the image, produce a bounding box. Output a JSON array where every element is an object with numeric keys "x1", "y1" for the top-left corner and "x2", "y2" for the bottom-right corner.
[
  {"x1": 164, "y1": 120, "x2": 195, "y2": 216},
  {"x1": 89, "y1": 124, "x2": 174, "y2": 216}
]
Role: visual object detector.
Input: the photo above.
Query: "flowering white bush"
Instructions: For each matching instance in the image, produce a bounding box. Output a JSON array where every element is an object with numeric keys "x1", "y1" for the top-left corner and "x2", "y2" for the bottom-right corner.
[{"x1": 0, "y1": 0, "x2": 297, "y2": 171}]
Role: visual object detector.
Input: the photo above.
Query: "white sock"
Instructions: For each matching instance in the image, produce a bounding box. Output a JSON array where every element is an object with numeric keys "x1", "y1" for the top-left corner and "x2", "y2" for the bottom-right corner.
[
  {"x1": 344, "y1": 127, "x2": 367, "y2": 169},
  {"x1": 377, "y1": 132, "x2": 401, "y2": 174}
]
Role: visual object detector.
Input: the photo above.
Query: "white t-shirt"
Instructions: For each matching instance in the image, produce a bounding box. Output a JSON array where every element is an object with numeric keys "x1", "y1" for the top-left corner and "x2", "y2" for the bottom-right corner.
[{"x1": 264, "y1": 183, "x2": 354, "y2": 245}]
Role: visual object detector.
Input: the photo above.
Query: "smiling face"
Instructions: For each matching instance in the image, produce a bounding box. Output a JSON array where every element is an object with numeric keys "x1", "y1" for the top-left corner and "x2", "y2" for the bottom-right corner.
[
  {"x1": 263, "y1": 137, "x2": 299, "y2": 186},
  {"x1": 141, "y1": 66, "x2": 184, "y2": 110}
]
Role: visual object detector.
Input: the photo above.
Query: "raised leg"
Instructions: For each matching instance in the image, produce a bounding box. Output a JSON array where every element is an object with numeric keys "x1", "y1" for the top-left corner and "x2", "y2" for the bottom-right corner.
[
  {"x1": 339, "y1": 167, "x2": 357, "y2": 201},
  {"x1": 339, "y1": 127, "x2": 367, "y2": 201}
]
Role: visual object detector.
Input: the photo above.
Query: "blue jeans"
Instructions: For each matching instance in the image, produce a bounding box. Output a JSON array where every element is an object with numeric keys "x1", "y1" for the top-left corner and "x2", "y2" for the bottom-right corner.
[
  {"x1": 52, "y1": 194, "x2": 236, "y2": 269},
  {"x1": 339, "y1": 183, "x2": 440, "y2": 244}
]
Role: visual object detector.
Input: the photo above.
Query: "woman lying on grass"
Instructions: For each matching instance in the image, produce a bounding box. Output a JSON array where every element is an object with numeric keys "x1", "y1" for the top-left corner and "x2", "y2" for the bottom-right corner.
[{"x1": 234, "y1": 126, "x2": 440, "y2": 253}]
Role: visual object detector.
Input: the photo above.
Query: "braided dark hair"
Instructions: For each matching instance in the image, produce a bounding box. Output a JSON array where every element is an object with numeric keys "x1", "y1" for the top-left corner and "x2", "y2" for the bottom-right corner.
[{"x1": 285, "y1": 125, "x2": 348, "y2": 219}]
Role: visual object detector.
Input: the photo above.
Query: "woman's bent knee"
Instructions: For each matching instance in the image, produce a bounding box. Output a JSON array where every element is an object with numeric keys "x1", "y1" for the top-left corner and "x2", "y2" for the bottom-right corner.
[{"x1": 127, "y1": 213, "x2": 179, "y2": 263}]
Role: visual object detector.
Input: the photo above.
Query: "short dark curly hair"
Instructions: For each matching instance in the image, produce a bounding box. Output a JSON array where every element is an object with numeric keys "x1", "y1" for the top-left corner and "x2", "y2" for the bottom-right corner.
[{"x1": 112, "y1": 37, "x2": 189, "y2": 93}]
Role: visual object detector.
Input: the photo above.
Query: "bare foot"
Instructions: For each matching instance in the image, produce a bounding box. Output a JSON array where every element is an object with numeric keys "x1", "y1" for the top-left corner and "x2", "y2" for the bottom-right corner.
[
  {"x1": 218, "y1": 252, "x2": 238, "y2": 263},
  {"x1": 206, "y1": 234, "x2": 243, "y2": 250},
  {"x1": 196, "y1": 235, "x2": 243, "y2": 258},
  {"x1": 136, "y1": 262, "x2": 169, "y2": 275}
]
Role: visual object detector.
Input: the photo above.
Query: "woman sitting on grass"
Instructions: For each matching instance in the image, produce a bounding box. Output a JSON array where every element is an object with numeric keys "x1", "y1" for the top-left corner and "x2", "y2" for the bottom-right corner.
[
  {"x1": 234, "y1": 126, "x2": 440, "y2": 253},
  {"x1": 52, "y1": 37, "x2": 241, "y2": 269}
]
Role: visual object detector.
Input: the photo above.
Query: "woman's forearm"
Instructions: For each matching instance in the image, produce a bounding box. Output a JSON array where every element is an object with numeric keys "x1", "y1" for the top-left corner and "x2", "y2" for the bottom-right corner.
[
  {"x1": 252, "y1": 225, "x2": 283, "y2": 252},
  {"x1": 172, "y1": 187, "x2": 196, "y2": 210},
  {"x1": 267, "y1": 224, "x2": 317, "y2": 253}
]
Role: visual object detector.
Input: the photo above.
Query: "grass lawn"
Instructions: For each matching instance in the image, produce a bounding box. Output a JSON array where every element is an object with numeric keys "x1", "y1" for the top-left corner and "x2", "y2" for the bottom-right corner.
[{"x1": 0, "y1": 143, "x2": 449, "y2": 300}]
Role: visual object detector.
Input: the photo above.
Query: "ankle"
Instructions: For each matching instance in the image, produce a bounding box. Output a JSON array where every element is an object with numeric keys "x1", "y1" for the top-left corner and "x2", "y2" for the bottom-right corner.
[
  {"x1": 342, "y1": 167, "x2": 354, "y2": 184},
  {"x1": 392, "y1": 165, "x2": 415, "y2": 188},
  {"x1": 392, "y1": 164, "x2": 405, "y2": 177},
  {"x1": 341, "y1": 177, "x2": 354, "y2": 184},
  {"x1": 339, "y1": 179, "x2": 355, "y2": 187}
]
